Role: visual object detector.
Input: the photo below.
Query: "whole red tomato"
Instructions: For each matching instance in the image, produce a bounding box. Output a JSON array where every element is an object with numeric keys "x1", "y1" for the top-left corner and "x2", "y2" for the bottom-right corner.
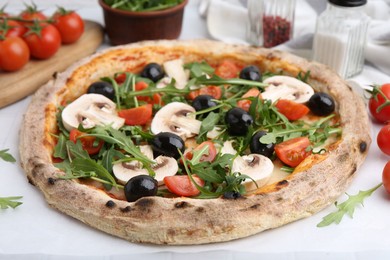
[
  {"x1": 369, "y1": 84, "x2": 390, "y2": 123},
  {"x1": 0, "y1": 20, "x2": 27, "y2": 38},
  {"x1": 19, "y1": 4, "x2": 47, "y2": 23},
  {"x1": 52, "y1": 8, "x2": 84, "y2": 44},
  {"x1": 0, "y1": 36, "x2": 30, "y2": 72},
  {"x1": 377, "y1": 123, "x2": 390, "y2": 156},
  {"x1": 382, "y1": 161, "x2": 390, "y2": 194},
  {"x1": 23, "y1": 23, "x2": 61, "y2": 59}
]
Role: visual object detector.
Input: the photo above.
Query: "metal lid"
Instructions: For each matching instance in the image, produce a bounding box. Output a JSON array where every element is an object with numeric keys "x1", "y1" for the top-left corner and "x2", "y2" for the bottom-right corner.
[{"x1": 329, "y1": 0, "x2": 367, "y2": 7}]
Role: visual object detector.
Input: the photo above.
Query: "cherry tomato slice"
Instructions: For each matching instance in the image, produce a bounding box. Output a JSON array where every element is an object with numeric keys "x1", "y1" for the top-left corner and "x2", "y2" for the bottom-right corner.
[
  {"x1": 377, "y1": 123, "x2": 390, "y2": 156},
  {"x1": 274, "y1": 137, "x2": 311, "y2": 167},
  {"x1": 237, "y1": 88, "x2": 261, "y2": 111},
  {"x1": 188, "y1": 85, "x2": 222, "y2": 100},
  {"x1": 69, "y1": 129, "x2": 104, "y2": 155},
  {"x1": 164, "y1": 175, "x2": 205, "y2": 197},
  {"x1": 118, "y1": 104, "x2": 153, "y2": 126},
  {"x1": 383, "y1": 161, "x2": 390, "y2": 194},
  {"x1": 275, "y1": 99, "x2": 310, "y2": 121},
  {"x1": 185, "y1": 141, "x2": 217, "y2": 163},
  {"x1": 369, "y1": 84, "x2": 390, "y2": 123},
  {"x1": 215, "y1": 60, "x2": 241, "y2": 79}
]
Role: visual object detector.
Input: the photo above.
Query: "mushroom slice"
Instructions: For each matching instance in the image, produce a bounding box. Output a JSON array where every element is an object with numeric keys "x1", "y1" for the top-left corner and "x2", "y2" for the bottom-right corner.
[
  {"x1": 232, "y1": 154, "x2": 274, "y2": 191},
  {"x1": 150, "y1": 102, "x2": 201, "y2": 140},
  {"x1": 113, "y1": 155, "x2": 178, "y2": 185},
  {"x1": 262, "y1": 75, "x2": 314, "y2": 103},
  {"x1": 220, "y1": 140, "x2": 238, "y2": 155},
  {"x1": 162, "y1": 59, "x2": 189, "y2": 90},
  {"x1": 61, "y1": 94, "x2": 125, "y2": 131}
]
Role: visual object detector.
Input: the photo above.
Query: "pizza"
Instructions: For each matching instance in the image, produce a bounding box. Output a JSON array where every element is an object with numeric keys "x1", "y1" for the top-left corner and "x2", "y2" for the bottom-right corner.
[{"x1": 19, "y1": 40, "x2": 371, "y2": 245}]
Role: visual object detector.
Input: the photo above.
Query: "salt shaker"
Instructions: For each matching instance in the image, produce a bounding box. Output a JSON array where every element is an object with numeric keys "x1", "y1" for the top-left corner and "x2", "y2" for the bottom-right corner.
[
  {"x1": 246, "y1": 0, "x2": 296, "y2": 48},
  {"x1": 312, "y1": 0, "x2": 370, "y2": 79}
]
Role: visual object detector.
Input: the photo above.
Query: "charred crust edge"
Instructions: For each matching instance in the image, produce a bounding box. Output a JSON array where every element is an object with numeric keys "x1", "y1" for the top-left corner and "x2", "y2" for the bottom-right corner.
[{"x1": 105, "y1": 200, "x2": 116, "y2": 208}]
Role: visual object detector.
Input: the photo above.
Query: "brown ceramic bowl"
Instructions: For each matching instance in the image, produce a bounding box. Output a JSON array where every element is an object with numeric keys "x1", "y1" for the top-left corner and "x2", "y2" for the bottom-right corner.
[{"x1": 99, "y1": 0, "x2": 188, "y2": 45}]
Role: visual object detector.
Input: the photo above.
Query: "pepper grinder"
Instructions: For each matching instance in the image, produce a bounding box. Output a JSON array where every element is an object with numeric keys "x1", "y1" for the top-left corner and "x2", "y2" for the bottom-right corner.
[
  {"x1": 312, "y1": 0, "x2": 370, "y2": 78},
  {"x1": 246, "y1": 0, "x2": 296, "y2": 48}
]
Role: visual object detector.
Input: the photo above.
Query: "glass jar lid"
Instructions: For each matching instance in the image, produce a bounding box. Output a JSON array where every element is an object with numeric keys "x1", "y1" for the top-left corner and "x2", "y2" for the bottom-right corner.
[{"x1": 329, "y1": 0, "x2": 367, "y2": 7}]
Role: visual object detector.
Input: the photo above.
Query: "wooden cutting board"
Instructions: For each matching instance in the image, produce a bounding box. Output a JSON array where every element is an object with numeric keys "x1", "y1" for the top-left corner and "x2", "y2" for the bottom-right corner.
[{"x1": 0, "y1": 20, "x2": 104, "y2": 108}]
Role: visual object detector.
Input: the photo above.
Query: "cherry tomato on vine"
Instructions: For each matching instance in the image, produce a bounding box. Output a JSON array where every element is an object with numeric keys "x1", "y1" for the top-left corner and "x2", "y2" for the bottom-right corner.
[
  {"x1": 368, "y1": 84, "x2": 390, "y2": 123},
  {"x1": 23, "y1": 23, "x2": 61, "y2": 59},
  {"x1": 0, "y1": 36, "x2": 30, "y2": 72},
  {"x1": 19, "y1": 4, "x2": 47, "y2": 23},
  {"x1": 69, "y1": 129, "x2": 104, "y2": 155},
  {"x1": 0, "y1": 20, "x2": 27, "y2": 38},
  {"x1": 52, "y1": 8, "x2": 84, "y2": 44},
  {"x1": 377, "y1": 123, "x2": 390, "y2": 156},
  {"x1": 382, "y1": 161, "x2": 390, "y2": 194}
]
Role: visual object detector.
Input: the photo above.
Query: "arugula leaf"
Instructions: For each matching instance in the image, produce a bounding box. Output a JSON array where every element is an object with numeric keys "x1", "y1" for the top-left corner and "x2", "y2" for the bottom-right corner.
[
  {"x1": 195, "y1": 75, "x2": 267, "y2": 89},
  {"x1": 53, "y1": 134, "x2": 67, "y2": 160},
  {"x1": 88, "y1": 127, "x2": 154, "y2": 165},
  {"x1": 66, "y1": 140, "x2": 90, "y2": 160},
  {"x1": 0, "y1": 196, "x2": 23, "y2": 209},
  {"x1": 317, "y1": 183, "x2": 382, "y2": 227},
  {"x1": 184, "y1": 61, "x2": 215, "y2": 78},
  {"x1": 196, "y1": 112, "x2": 220, "y2": 143},
  {"x1": 190, "y1": 145, "x2": 209, "y2": 165},
  {"x1": 105, "y1": 0, "x2": 184, "y2": 12},
  {"x1": 0, "y1": 149, "x2": 16, "y2": 163},
  {"x1": 71, "y1": 157, "x2": 117, "y2": 185},
  {"x1": 101, "y1": 146, "x2": 126, "y2": 174}
]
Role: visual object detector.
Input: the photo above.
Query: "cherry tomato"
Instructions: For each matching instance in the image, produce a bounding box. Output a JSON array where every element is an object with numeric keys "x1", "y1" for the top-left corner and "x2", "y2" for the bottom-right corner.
[
  {"x1": 69, "y1": 129, "x2": 104, "y2": 155},
  {"x1": 377, "y1": 123, "x2": 390, "y2": 156},
  {"x1": 188, "y1": 85, "x2": 222, "y2": 100},
  {"x1": 274, "y1": 137, "x2": 311, "y2": 167},
  {"x1": 0, "y1": 20, "x2": 27, "y2": 38},
  {"x1": 185, "y1": 141, "x2": 217, "y2": 163},
  {"x1": 19, "y1": 4, "x2": 47, "y2": 23},
  {"x1": 52, "y1": 9, "x2": 84, "y2": 44},
  {"x1": 164, "y1": 175, "x2": 205, "y2": 197},
  {"x1": 118, "y1": 104, "x2": 153, "y2": 126},
  {"x1": 134, "y1": 81, "x2": 163, "y2": 105},
  {"x1": 23, "y1": 23, "x2": 61, "y2": 59},
  {"x1": 368, "y1": 84, "x2": 390, "y2": 123},
  {"x1": 215, "y1": 60, "x2": 241, "y2": 79},
  {"x1": 0, "y1": 37, "x2": 30, "y2": 72},
  {"x1": 382, "y1": 161, "x2": 390, "y2": 194},
  {"x1": 237, "y1": 88, "x2": 261, "y2": 111},
  {"x1": 275, "y1": 99, "x2": 310, "y2": 121}
]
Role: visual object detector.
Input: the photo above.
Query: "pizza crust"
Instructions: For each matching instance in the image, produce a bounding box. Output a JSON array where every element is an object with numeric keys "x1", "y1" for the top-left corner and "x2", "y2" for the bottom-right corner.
[{"x1": 19, "y1": 40, "x2": 371, "y2": 245}]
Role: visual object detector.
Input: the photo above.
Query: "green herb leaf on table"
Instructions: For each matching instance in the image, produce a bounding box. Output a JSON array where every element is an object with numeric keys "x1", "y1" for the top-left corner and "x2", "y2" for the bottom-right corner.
[
  {"x1": 317, "y1": 183, "x2": 382, "y2": 227},
  {"x1": 0, "y1": 149, "x2": 16, "y2": 163},
  {"x1": 0, "y1": 196, "x2": 23, "y2": 209}
]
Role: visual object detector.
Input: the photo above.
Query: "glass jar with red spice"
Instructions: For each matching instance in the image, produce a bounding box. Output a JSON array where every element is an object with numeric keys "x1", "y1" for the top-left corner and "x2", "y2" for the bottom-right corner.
[{"x1": 247, "y1": 0, "x2": 296, "y2": 48}]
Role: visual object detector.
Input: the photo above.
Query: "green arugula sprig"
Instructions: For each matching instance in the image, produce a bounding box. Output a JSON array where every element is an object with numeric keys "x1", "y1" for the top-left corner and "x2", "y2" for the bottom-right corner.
[
  {"x1": 0, "y1": 149, "x2": 16, "y2": 163},
  {"x1": 104, "y1": 0, "x2": 184, "y2": 12},
  {"x1": 0, "y1": 196, "x2": 23, "y2": 209},
  {"x1": 317, "y1": 183, "x2": 382, "y2": 227},
  {"x1": 179, "y1": 146, "x2": 251, "y2": 198}
]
